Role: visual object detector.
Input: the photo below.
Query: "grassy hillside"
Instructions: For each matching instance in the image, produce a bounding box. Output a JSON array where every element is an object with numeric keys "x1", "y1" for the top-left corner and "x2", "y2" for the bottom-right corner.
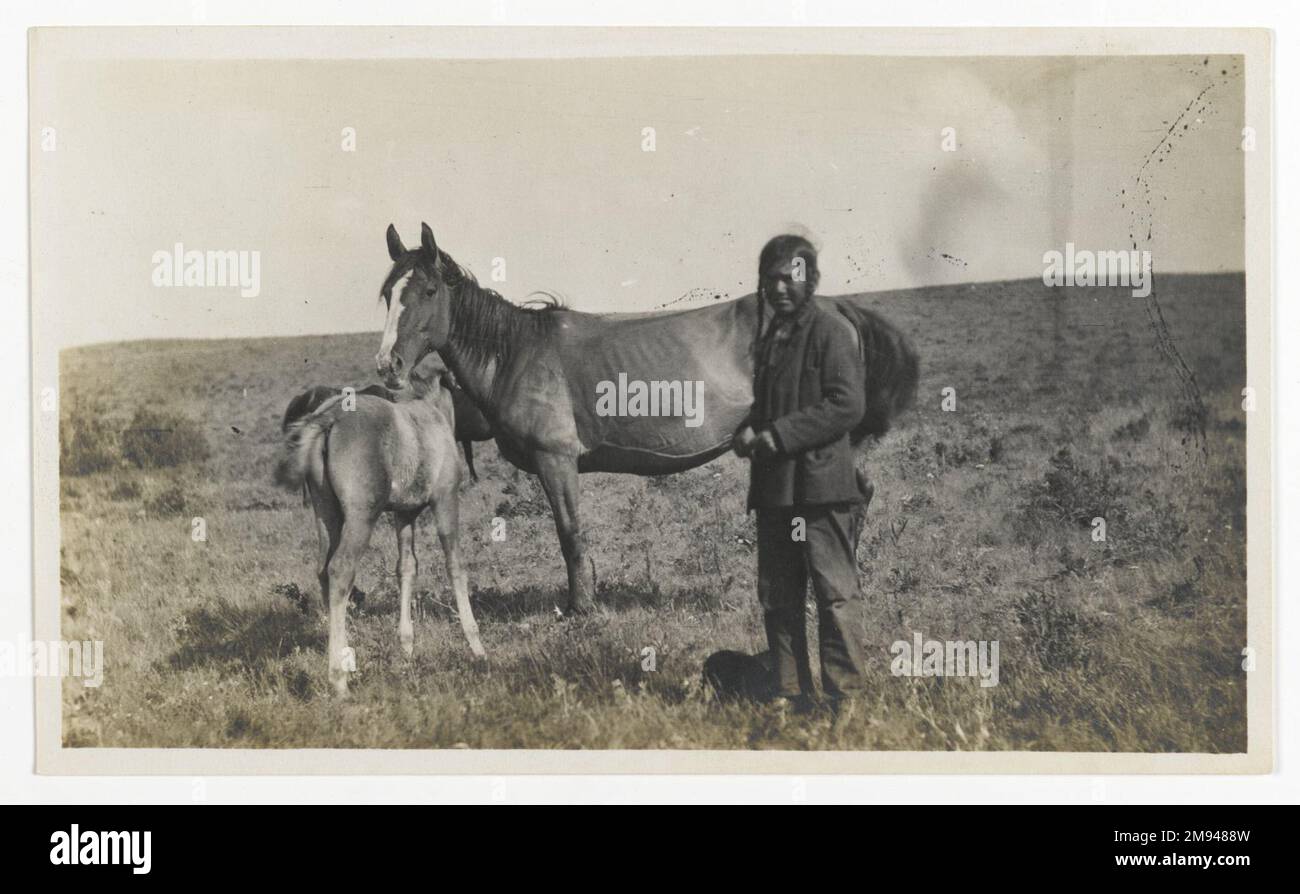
[{"x1": 56, "y1": 274, "x2": 1248, "y2": 751}]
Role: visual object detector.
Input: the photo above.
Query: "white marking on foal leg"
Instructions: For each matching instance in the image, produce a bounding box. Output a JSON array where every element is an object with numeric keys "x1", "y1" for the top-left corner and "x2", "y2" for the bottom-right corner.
[
  {"x1": 435, "y1": 497, "x2": 485, "y2": 660},
  {"x1": 449, "y1": 544, "x2": 485, "y2": 659},
  {"x1": 396, "y1": 516, "x2": 417, "y2": 657},
  {"x1": 328, "y1": 581, "x2": 351, "y2": 696},
  {"x1": 327, "y1": 522, "x2": 371, "y2": 696}
]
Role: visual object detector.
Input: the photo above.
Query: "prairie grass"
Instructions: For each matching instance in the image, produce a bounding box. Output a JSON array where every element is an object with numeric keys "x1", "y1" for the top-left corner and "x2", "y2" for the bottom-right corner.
[{"x1": 56, "y1": 275, "x2": 1248, "y2": 751}]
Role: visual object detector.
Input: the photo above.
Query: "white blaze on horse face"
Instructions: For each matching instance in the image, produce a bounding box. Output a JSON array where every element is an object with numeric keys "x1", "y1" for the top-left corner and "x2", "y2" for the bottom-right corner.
[{"x1": 377, "y1": 271, "x2": 413, "y2": 365}]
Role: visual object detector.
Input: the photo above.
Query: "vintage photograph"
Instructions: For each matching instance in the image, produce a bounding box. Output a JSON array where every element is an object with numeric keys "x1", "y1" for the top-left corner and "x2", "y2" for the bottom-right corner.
[{"x1": 29, "y1": 27, "x2": 1271, "y2": 773}]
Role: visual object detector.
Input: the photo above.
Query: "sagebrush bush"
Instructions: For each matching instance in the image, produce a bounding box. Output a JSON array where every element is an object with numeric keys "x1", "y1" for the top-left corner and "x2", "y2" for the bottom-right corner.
[
  {"x1": 1033, "y1": 447, "x2": 1126, "y2": 526},
  {"x1": 145, "y1": 482, "x2": 189, "y2": 516},
  {"x1": 1112, "y1": 414, "x2": 1151, "y2": 441},
  {"x1": 60, "y1": 399, "x2": 119, "y2": 476},
  {"x1": 931, "y1": 416, "x2": 1005, "y2": 470},
  {"x1": 120, "y1": 407, "x2": 210, "y2": 470}
]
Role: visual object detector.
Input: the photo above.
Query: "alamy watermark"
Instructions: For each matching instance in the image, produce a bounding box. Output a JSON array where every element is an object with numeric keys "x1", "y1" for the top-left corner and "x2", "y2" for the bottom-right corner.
[
  {"x1": 1042, "y1": 242, "x2": 1151, "y2": 298},
  {"x1": 0, "y1": 637, "x2": 104, "y2": 687},
  {"x1": 151, "y1": 242, "x2": 261, "y2": 297},
  {"x1": 890, "y1": 632, "x2": 999, "y2": 688},
  {"x1": 594, "y1": 373, "x2": 705, "y2": 428},
  {"x1": 50, "y1": 825, "x2": 150, "y2": 874}
]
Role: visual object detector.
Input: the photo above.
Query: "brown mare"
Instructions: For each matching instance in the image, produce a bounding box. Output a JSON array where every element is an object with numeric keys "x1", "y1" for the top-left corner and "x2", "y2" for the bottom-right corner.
[
  {"x1": 374, "y1": 223, "x2": 918, "y2": 615},
  {"x1": 277, "y1": 359, "x2": 485, "y2": 695}
]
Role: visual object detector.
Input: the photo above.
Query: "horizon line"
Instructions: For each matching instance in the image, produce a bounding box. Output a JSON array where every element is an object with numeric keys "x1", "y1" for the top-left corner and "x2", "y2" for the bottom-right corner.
[{"x1": 57, "y1": 269, "x2": 1247, "y2": 353}]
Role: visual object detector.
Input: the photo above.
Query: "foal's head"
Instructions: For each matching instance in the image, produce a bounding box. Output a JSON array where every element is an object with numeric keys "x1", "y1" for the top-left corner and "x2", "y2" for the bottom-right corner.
[{"x1": 375, "y1": 222, "x2": 453, "y2": 389}]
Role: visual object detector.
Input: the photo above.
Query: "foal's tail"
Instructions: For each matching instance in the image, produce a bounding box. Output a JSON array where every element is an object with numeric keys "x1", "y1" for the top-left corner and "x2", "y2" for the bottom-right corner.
[{"x1": 274, "y1": 396, "x2": 344, "y2": 492}]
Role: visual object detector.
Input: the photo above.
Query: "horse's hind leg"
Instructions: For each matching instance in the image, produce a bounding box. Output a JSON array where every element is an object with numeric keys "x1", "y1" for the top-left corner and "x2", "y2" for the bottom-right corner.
[
  {"x1": 326, "y1": 515, "x2": 375, "y2": 696},
  {"x1": 535, "y1": 452, "x2": 594, "y2": 614},
  {"x1": 307, "y1": 478, "x2": 342, "y2": 614},
  {"x1": 394, "y1": 509, "x2": 420, "y2": 657},
  {"x1": 433, "y1": 493, "x2": 486, "y2": 660}
]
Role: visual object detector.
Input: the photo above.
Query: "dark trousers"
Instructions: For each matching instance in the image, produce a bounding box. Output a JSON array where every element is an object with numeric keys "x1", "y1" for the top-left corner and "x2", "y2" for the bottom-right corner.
[{"x1": 756, "y1": 504, "x2": 866, "y2": 700}]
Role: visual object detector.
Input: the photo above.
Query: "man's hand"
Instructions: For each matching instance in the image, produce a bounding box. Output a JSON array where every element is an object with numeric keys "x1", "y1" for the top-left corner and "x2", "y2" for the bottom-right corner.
[
  {"x1": 733, "y1": 425, "x2": 757, "y2": 457},
  {"x1": 752, "y1": 430, "x2": 779, "y2": 459}
]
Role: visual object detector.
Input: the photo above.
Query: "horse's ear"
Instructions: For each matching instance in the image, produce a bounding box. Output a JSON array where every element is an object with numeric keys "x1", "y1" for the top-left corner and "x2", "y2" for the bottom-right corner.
[
  {"x1": 420, "y1": 222, "x2": 438, "y2": 258},
  {"x1": 386, "y1": 224, "x2": 405, "y2": 262}
]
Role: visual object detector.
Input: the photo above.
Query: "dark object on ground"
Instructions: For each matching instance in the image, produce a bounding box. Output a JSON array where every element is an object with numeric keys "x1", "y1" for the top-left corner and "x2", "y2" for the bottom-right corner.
[{"x1": 703, "y1": 650, "x2": 775, "y2": 703}]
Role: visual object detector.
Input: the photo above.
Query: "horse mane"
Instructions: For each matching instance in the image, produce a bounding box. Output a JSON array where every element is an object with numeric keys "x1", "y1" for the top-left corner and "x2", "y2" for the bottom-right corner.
[
  {"x1": 431, "y1": 249, "x2": 563, "y2": 368},
  {"x1": 521, "y1": 289, "x2": 569, "y2": 309}
]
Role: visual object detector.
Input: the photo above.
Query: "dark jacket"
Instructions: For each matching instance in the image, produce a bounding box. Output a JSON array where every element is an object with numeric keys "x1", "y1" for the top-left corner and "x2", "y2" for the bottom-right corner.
[{"x1": 744, "y1": 300, "x2": 866, "y2": 509}]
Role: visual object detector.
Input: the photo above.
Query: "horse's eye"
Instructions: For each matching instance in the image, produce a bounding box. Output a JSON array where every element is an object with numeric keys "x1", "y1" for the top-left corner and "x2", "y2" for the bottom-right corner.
[{"x1": 425, "y1": 287, "x2": 436, "y2": 297}]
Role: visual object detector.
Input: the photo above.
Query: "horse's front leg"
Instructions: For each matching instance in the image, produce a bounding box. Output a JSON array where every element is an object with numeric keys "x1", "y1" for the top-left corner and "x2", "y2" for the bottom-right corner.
[{"x1": 534, "y1": 451, "x2": 595, "y2": 614}]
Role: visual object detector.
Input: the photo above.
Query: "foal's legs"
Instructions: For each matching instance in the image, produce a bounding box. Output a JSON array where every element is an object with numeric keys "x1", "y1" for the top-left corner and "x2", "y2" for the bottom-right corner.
[
  {"x1": 326, "y1": 513, "x2": 376, "y2": 696},
  {"x1": 433, "y1": 492, "x2": 486, "y2": 659},
  {"x1": 394, "y1": 509, "x2": 421, "y2": 658},
  {"x1": 535, "y1": 452, "x2": 595, "y2": 614},
  {"x1": 308, "y1": 479, "x2": 342, "y2": 613}
]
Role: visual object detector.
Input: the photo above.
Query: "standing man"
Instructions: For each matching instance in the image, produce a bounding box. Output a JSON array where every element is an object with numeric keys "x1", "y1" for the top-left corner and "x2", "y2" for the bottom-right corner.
[{"x1": 734, "y1": 234, "x2": 869, "y2": 713}]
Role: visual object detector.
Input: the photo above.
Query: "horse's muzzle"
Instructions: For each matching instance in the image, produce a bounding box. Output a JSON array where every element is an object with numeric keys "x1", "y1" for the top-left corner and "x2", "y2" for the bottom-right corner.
[
  {"x1": 375, "y1": 351, "x2": 407, "y2": 389},
  {"x1": 381, "y1": 371, "x2": 410, "y2": 392}
]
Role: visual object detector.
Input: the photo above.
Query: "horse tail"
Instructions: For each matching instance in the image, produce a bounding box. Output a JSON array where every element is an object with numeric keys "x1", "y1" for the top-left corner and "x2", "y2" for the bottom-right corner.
[
  {"x1": 461, "y1": 440, "x2": 478, "y2": 483},
  {"x1": 832, "y1": 300, "x2": 920, "y2": 445},
  {"x1": 274, "y1": 396, "x2": 345, "y2": 492}
]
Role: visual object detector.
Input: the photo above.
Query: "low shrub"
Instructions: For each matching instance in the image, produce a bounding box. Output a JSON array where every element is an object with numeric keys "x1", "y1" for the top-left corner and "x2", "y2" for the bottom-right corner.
[{"x1": 120, "y1": 407, "x2": 210, "y2": 470}]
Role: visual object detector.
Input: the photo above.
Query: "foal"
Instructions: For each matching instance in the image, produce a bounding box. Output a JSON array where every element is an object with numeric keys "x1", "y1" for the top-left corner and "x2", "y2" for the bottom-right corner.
[
  {"x1": 282, "y1": 370, "x2": 494, "y2": 482},
  {"x1": 277, "y1": 367, "x2": 485, "y2": 696}
]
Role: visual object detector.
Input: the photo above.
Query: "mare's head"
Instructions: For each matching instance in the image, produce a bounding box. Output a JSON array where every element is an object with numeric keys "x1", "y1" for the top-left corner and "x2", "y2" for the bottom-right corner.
[{"x1": 375, "y1": 222, "x2": 453, "y2": 389}]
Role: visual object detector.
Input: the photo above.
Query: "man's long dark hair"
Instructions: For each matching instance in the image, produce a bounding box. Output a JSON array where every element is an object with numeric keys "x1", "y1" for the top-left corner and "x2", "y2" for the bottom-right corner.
[
  {"x1": 757, "y1": 234, "x2": 820, "y2": 299},
  {"x1": 754, "y1": 234, "x2": 821, "y2": 362}
]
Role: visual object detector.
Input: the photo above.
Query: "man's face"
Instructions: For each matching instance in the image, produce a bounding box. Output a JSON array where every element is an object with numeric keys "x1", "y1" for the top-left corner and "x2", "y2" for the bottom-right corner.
[{"x1": 761, "y1": 256, "x2": 813, "y2": 317}]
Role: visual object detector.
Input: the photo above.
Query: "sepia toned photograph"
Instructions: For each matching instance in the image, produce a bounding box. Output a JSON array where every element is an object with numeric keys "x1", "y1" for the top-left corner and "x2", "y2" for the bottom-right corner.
[{"x1": 28, "y1": 26, "x2": 1272, "y2": 774}]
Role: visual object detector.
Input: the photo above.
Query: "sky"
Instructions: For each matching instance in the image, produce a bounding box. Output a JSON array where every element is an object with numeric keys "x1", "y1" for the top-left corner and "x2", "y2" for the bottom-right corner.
[{"x1": 32, "y1": 52, "x2": 1244, "y2": 347}]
